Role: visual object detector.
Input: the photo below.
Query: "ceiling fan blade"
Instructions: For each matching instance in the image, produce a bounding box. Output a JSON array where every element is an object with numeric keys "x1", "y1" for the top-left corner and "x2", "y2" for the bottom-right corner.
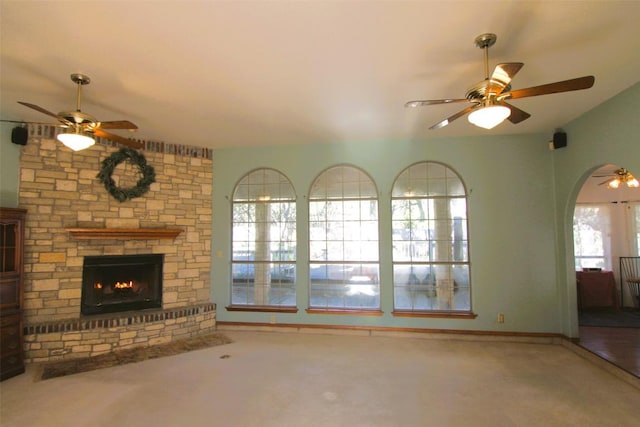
[
  {"x1": 0, "y1": 119, "x2": 67, "y2": 127},
  {"x1": 486, "y1": 63, "x2": 524, "y2": 94},
  {"x1": 405, "y1": 98, "x2": 467, "y2": 108},
  {"x1": 96, "y1": 120, "x2": 138, "y2": 130},
  {"x1": 503, "y1": 76, "x2": 595, "y2": 100},
  {"x1": 429, "y1": 104, "x2": 480, "y2": 130},
  {"x1": 93, "y1": 128, "x2": 143, "y2": 149},
  {"x1": 593, "y1": 168, "x2": 625, "y2": 178},
  {"x1": 501, "y1": 101, "x2": 531, "y2": 124},
  {"x1": 18, "y1": 101, "x2": 73, "y2": 126}
]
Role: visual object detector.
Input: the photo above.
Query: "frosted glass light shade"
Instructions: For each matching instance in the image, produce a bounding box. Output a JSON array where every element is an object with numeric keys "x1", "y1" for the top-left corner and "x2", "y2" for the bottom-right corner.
[
  {"x1": 57, "y1": 132, "x2": 95, "y2": 151},
  {"x1": 468, "y1": 105, "x2": 511, "y2": 129},
  {"x1": 607, "y1": 179, "x2": 621, "y2": 189}
]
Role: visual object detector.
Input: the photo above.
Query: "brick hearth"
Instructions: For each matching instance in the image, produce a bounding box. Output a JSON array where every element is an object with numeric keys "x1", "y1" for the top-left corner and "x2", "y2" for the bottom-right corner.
[
  {"x1": 18, "y1": 126, "x2": 215, "y2": 363},
  {"x1": 23, "y1": 303, "x2": 215, "y2": 363}
]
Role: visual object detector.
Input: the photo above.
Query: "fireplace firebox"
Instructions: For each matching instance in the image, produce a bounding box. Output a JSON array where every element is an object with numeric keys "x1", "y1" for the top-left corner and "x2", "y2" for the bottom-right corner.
[{"x1": 81, "y1": 254, "x2": 163, "y2": 315}]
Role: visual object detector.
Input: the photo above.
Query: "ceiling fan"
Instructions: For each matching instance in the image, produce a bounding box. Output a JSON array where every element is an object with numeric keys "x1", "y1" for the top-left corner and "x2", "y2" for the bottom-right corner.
[
  {"x1": 405, "y1": 33, "x2": 595, "y2": 130},
  {"x1": 2, "y1": 73, "x2": 142, "y2": 150},
  {"x1": 594, "y1": 168, "x2": 639, "y2": 189}
]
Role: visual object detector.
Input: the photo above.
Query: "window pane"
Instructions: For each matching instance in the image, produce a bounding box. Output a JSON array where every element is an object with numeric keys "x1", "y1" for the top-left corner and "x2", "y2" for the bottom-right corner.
[
  {"x1": 393, "y1": 264, "x2": 470, "y2": 311},
  {"x1": 446, "y1": 177, "x2": 465, "y2": 196},
  {"x1": 326, "y1": 241, "x2": 344, "y2": 260},
  {"x1": 634, "y1": 204, "x2": 640, "y2": 256},
  {"x1": 309, "y1": 263, "x2": 380, "y2": 309},
  {"x1": 428, "y1": 179, "x2": 447, "y2": 196},
  {"x1": 231, "y1": 169, "x2": 296, "y2": 308},
  {"x1": 309, "y1": 166, "x2": 380, "y2": 310},
  {"x1": 231, "y1": 262, "x2": 296, "y2": 306},
  {"x1": 310, "y1": 165, "x2": 377, "y2": 200},
  {"x1": 391, "y1": 162, "x2": 471, "y2": 312},
  {"x1": 573, "y1": 204, "x2": 611, "y2": 270},
  {"x1": 234, "y1": 168, "x2": 296, "y2": 201}
]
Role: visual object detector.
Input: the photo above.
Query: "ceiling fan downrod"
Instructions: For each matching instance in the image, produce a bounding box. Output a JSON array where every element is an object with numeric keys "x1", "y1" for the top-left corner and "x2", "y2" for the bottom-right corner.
[
  {"x1": 474, "y1": 33, "x2": 497, "y2": 80},
  {"x1": 70, "y1": 73, "x2": 90, "y2": 112}
]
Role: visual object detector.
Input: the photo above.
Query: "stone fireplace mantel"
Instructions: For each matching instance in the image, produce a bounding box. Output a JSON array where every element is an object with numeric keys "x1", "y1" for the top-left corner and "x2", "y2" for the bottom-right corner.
[{"x1": 66, "y1": 228, "x2": 184, "y2": 240}]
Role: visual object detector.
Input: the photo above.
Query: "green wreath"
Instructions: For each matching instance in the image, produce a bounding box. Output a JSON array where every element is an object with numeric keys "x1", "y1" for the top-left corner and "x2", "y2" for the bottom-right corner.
[{"x1": 97, "y1": 147, "x2": 156, "y2": 202}]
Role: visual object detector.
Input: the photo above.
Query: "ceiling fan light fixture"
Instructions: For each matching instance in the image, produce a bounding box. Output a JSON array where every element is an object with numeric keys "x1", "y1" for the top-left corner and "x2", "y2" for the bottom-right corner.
[
  {"x1": 57, "y1": 129, "x2": 95, "y2": 151},
  {"x1": 605, "y1": 168, "x2": 639, "y2": 189},
  {"x1": 607, "y1": 178, "x2": 621, "y2": 189},
  {"x1": 467, "y1": 104, "x2": 511, "y2": 129},
  {"x1": 13, "y1": 73, "x2": 142, "y2": 149}
]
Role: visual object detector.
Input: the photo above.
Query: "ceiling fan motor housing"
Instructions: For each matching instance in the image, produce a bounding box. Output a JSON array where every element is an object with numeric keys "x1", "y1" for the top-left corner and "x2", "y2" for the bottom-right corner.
[
  {"x1": 57, "y1": 110, "x2": 97, "y2": 125},
  {"x1": 465, "y1": 80, "x2": 510, "y2": 102},
  {"x1": 60, "y1": 73, "x2": 96, "y2": 124}
]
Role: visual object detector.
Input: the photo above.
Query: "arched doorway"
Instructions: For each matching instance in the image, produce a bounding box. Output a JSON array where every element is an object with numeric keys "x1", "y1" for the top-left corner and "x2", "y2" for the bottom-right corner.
[{"x1": 572, "y1": 163, "x2": 640, "y2": 377}]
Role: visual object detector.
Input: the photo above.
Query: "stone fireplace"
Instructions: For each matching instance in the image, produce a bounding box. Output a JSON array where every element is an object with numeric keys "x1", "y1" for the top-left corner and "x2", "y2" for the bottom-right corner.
[
  {"x1": 81, "y1": 254, "x2": 163, "y2": 315},
  {"x1": 16, "y1": 128, "x2": 216, "y2": 363}
]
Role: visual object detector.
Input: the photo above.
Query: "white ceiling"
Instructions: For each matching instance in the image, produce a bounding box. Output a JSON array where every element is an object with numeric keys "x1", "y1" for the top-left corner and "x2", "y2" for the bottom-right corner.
[{"x1": 1, "y1": 1, "x2": 639, "y2": 150}]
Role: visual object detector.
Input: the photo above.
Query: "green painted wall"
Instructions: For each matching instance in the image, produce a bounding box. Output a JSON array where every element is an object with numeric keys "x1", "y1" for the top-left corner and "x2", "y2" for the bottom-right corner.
[
  {"x1": 212, "y1": 132, "x2": 561, "y2": 332},
  {"x1": 0, "y1": 123, "x2": 21, "y2": 207},
  {"x1": 552, "y1": 81, "x2": 640, "y2": 337},
  {"x1": 212, "y1": 82, "x2": 640, "y2": 334},
  {"x1": 4, "y1": 82, "x2": 637, "y2": 335}
]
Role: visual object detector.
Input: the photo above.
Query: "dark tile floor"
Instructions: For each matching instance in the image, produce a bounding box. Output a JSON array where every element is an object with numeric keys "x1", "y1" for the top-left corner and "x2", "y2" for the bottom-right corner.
[{"x1": 578, "y1": 326, "x2": 640, "y2": 377}]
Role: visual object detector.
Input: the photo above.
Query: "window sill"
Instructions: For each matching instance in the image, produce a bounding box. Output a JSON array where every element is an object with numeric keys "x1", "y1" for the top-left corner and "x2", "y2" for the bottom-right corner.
[
  {"x1": 306, "y1": 308, "x2": 383, "y2": 316},
  {"x1": 226, "y1": 305, "x2": 298, "y2": 313},
  {"x1": 392, "y1": 310, "x2": 477, "y2": 319}
]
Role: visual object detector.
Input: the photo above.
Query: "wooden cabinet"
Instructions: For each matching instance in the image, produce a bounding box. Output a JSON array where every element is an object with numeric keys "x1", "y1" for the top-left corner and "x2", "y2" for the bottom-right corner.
[{"x1": 0, "y1": 207, "x2": 26, "y2": 381}]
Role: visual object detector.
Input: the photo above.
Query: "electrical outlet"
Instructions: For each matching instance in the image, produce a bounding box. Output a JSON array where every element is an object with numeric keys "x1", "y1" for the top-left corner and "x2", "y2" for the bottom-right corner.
[
  {"x1": 497, "y1": 313, "x2": 505, "y2": 323},
  {"x1": 270, "y1": 315, "x2": 276, "y2": 324}
]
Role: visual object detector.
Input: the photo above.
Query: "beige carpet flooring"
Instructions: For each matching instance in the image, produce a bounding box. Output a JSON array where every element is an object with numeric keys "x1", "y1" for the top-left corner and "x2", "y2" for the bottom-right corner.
[{"x1": 1, "y1": 329, "x2": 639, "y2": 427}]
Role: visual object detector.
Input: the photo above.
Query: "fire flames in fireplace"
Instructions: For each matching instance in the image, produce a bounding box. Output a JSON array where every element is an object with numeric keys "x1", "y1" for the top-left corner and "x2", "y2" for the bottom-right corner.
[
  {"x1": 94, "y1": 279, "x2": 138, "y2": 294},
  {"x1": 114, "y1": 281, "x2": 133, "y2": 290},
  {"x1": 82, "y1": 254, "x2": 163, "y2": 315}
]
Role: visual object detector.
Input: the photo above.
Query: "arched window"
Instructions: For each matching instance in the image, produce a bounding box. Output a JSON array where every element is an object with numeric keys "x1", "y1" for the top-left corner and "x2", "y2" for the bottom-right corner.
[
  {"x1": 573, "y1": 204, "x2": 612, "y2": 270},
  {"x1": 231, "y1": 168, "x2": 296, "y2": 308},
  {"x1": 308, "y1": 165, "x2": 380, "y2": 310},
  {"x1": 391, "y1": 162, "x2": 471, "y2": 313}
]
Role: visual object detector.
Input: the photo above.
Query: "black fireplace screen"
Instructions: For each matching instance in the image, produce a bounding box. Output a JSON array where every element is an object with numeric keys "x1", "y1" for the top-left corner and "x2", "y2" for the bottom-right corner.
[{"x1": 81, "y1": 254, "x2": 163, "y2": 315}]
